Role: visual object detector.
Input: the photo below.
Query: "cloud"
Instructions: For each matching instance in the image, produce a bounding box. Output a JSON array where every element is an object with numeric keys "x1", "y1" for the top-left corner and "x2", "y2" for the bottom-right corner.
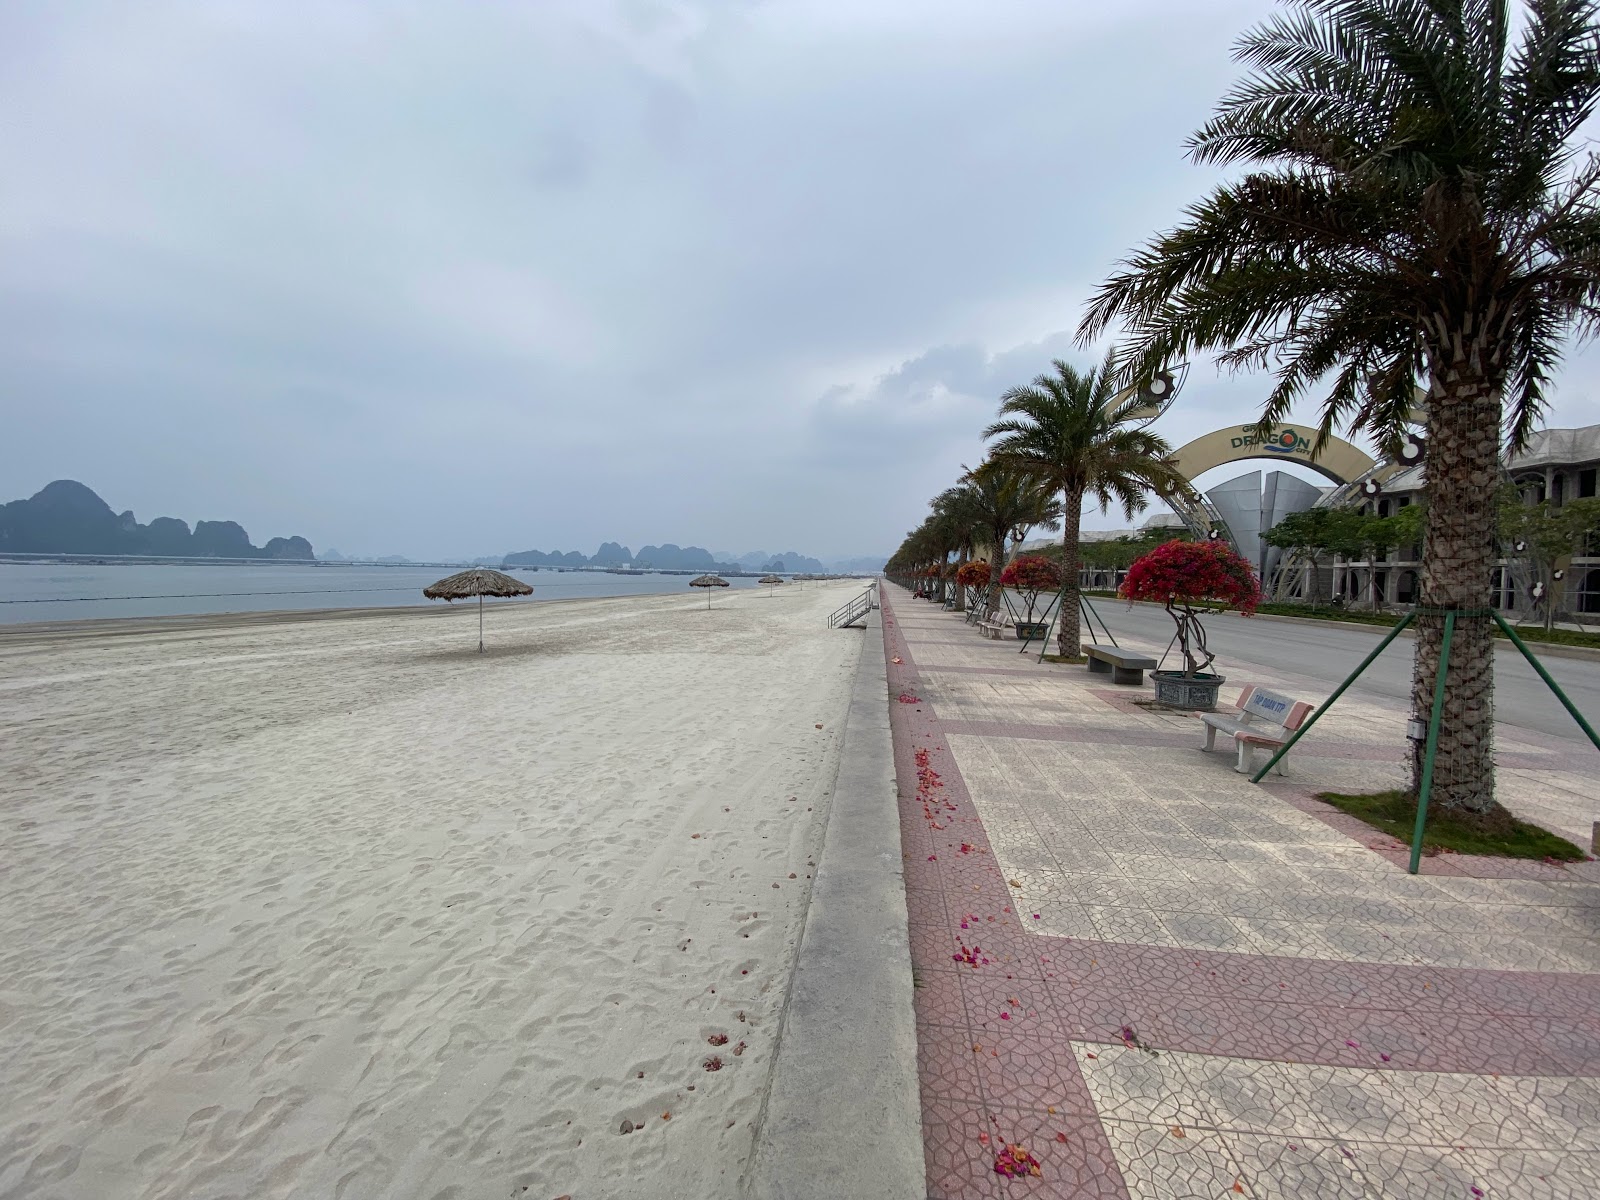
[{"x1": 4, "y1": 0, "x2": 1598, "y2": 559}]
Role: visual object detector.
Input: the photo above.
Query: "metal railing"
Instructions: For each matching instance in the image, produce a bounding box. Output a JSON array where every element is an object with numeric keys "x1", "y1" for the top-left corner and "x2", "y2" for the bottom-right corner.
[{"x1": 829, "y1": 587, "x2": 874, "y2": 628}]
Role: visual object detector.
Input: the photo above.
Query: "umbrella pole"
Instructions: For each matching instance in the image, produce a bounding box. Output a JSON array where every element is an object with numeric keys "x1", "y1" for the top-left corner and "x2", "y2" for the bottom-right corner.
[{"x1": 479, "y1": 593, "x2": 484, "y2": 653}]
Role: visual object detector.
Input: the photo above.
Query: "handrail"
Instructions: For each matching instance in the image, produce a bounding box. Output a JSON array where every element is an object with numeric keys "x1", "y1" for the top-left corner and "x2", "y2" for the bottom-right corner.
[{"x1": 829, "y1": 588, "x2": 874, "y2": 628}]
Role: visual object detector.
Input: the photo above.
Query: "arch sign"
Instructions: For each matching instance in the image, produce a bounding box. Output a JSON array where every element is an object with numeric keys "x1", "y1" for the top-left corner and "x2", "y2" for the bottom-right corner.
[{"x1": 1171, "y1": 423, "x2": 1375, "y2": 487}]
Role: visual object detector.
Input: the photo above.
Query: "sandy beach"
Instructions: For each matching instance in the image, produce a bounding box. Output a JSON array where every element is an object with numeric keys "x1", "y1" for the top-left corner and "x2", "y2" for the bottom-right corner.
[{"x1": 0, "y1": 581, "x2": 868, "y2": 1199}]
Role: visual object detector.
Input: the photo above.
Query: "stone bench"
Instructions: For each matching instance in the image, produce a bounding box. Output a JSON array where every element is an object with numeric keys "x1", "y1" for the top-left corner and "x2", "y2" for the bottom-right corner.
[
  {"x1": 978, "y1": 618, "x2": 1009, "y2": 640},
  {"x1": 1199, "y1": 685, "x2": 1314, "y2": 775},
  {"x1": 1084, "y1": 645, "x2": 1157, "y2": 685}
]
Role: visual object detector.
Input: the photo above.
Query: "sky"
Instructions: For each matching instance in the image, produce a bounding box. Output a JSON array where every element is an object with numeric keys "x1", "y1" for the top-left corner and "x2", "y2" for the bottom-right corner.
[{"x1": 6, "y1": 0, "x2": 1600, "y2": 562}]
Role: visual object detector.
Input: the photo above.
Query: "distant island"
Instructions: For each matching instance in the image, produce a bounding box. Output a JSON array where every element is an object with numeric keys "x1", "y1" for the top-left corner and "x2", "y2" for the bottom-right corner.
[
  {"x1": 0, "y1": 479, "x2": 887, "y2": 573},
  {"x1": 0, "y1": 480, "x2": 315, "y2": 560},
  {"x1": 501, "y1": 543, "x2": 834, "y2": 574}
]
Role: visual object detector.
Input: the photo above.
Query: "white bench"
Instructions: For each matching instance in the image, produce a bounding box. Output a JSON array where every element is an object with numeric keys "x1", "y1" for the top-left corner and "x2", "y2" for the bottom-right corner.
[
  {"x1": 978, "y1": 617, "x2": 1009, "y2": 640},
  {"x1": 1199, "y1": 686, "x2": 1314, "y2": 774}
]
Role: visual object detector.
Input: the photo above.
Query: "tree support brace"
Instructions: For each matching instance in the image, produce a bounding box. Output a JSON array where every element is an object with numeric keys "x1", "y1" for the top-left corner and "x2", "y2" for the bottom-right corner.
[{"x1": 1249, "y1": 608, "x2": 1599, "y2": 875}]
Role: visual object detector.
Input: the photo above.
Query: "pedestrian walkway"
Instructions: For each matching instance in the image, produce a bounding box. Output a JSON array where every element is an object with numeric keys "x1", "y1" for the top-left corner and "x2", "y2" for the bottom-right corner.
[{"x1": 881, "y1": 587, "x2": 1600, "y2": 1199}]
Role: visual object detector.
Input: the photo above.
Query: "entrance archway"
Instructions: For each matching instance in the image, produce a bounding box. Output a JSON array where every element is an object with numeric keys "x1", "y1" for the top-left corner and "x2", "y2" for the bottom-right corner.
[{"x1": 1170, "y1": 423, "x2": 1375, "y2": 487}]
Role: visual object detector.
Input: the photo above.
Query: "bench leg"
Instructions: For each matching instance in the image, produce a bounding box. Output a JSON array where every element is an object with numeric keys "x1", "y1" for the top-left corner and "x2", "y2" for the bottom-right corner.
[
  {"x1": 1087, "y1": 657, "x2": 1110, "y2": 675},
  {"x1": 1202, "y1": 725, "x2": 1218, "y2": 753},
  {"x1": 1235, "y1": 741, "x2": 1253, "y2": 773},
  {"x1": 1110, "y1": 666, "x2": 1143, "y2": 685}
]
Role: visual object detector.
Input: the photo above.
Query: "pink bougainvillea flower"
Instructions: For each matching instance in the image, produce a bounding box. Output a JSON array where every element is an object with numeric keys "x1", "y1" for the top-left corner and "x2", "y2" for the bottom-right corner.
[
  {"x1": 1119, "y1": 539, "x2": 1261, "y2": 614},
  {"x1": 992, "y1": 1143, "x2": 1041, "y2": 1179}
]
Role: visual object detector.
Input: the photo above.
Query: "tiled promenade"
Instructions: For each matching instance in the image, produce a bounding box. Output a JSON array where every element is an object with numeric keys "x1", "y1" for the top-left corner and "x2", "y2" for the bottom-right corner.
[{"x1": 879, "y1": 586, "x2": 1600, "y2": 1199}]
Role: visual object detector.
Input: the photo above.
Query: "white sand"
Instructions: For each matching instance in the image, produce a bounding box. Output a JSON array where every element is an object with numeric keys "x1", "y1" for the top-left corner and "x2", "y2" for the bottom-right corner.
[{"x1": 0, "y1": 581, "x2": 867, "y2": 1199}]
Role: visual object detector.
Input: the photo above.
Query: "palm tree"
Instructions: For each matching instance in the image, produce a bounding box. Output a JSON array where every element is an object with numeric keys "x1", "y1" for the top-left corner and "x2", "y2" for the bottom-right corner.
[
  {"x1": 887, "y1": 519, "x2": 943, "y2": 591},
  {"x1": 984, "y1": 351, "x2": 1190, "y2": 656},
  {"x1": 1078, "y1": 0, "x2": 1600, "y2": 827},
  {"x1": 929, "y1": 486, "x2": 985, "y2": 608},
  {"x1": 961, "y1": 461, "x2": 1063, "y2": 617}
]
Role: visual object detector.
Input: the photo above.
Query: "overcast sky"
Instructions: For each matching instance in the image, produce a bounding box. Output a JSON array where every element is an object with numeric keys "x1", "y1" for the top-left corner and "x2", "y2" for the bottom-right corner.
[{"x1": 7, "y1": 0, "x2": 1600, "y2": 561}]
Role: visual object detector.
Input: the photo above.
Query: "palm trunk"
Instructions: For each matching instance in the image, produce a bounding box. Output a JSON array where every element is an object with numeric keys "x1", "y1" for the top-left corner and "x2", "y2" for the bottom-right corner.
[
  {"x1": 1411, "y1": 357, "x2": 1502, "y2": 823},
  {"x1": 1057, "y1": 486, "x2": 1084, "y2": 657},
  {"x1": 982, "y1": 524, "x2": 1006, "y2": 618}
]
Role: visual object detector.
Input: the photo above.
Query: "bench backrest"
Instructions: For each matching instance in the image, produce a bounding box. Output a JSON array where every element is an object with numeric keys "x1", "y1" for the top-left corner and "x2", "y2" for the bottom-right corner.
[{"x1": 1235, "y1": 686, "x2": 1313, "y2": 731}]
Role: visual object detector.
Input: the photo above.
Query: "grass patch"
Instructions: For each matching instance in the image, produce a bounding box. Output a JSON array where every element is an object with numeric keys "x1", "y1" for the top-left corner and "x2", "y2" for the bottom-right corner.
[
  {"x1": 1317, "y1": 789, "x2": 1588, "y2": 862},
  {"x1": 1506, "y1": 624, "x2": 1600, "y2": 649}
]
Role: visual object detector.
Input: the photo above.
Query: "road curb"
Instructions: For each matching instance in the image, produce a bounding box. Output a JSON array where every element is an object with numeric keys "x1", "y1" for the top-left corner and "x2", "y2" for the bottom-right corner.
[{"x1": 747, "y1": 606, "x2": 922, "y2": 1200}]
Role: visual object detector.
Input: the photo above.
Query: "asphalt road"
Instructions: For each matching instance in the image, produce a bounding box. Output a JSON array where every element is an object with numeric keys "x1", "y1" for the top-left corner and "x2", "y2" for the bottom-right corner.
[{"x1": 1078, "y1": 599, "x2": 1600, "y2": 744}]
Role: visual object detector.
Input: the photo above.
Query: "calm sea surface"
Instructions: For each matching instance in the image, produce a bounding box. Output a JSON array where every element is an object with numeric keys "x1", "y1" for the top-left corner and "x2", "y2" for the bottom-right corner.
[{"x1": 0, "y1": 563, "x2": 773, "y2": 625}]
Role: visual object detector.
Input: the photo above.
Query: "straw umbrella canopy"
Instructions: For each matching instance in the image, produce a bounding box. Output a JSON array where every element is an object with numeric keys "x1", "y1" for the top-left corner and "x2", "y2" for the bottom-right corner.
[
  {"x1": 758, "y1": 573, "x2": 784, "y2": 595},
  {"x1": 689, "y1": 573, "x2": 730, "y2": 608},
  {"x1": 423, "y1": 568, "x2": 533, "y2": 653}
]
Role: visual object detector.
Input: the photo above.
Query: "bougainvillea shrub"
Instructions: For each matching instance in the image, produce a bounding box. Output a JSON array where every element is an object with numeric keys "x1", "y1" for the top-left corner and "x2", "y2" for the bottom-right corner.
[
  {"x1": 1120, "y1": 539, "x2": 1260, "y2": 675},
  {"x1": 1119, "y1": 539, "x2": 1260, "y2": 612},
  {"x1": 999, "y1": 554, "x2": 1063, "y2": 623},
  {"x1": 955, "y1": 560, "x2": 991, "y2": 589}
]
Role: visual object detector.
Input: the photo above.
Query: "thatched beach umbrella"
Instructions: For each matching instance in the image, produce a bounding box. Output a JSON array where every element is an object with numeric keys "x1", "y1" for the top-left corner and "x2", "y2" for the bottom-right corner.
[
  {"x1": 759, "y1": 574, "x2": 784, "y2": 595},
  {"x1": 423, "y1": 568, "x2": 533, "y2": 653},
  {"x1": 690, "y1": 573, "x2": 730, "y2": 608}
]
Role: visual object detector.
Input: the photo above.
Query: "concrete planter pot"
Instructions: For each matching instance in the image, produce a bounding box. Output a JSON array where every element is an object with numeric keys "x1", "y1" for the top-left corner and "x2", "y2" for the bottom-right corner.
[
  {"x1": 1151, "y1": 670, "x2": 1226, "y2": 711},
  {"x1": 1014, "y1": 622, "x2": 1050, "y2": 640}
]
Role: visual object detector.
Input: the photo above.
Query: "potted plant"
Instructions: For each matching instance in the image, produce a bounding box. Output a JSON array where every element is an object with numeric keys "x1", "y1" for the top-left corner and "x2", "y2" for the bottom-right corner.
[
  {"x1": 955, "y1": 560, "x2": 991, "y2": 612},
  {"x1": 999, "y1": 554, "x2": 1062, "y2": 640},
  {"x1": 1120, "y1": 539, "x2": 1260, "y2": 710}
]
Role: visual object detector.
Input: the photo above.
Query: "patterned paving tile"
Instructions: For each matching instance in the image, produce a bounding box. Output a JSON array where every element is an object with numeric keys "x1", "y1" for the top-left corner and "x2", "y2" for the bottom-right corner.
[
  {"x1": 1097, "y1": 1118, "x2": 1249, "y2": 1198},
  {"x1": 882, "y1": 590, "x2": 1600, "y2": 1199}
]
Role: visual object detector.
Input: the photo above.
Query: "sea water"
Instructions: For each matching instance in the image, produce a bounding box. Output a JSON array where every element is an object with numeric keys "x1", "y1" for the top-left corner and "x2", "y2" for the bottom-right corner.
[{"x1": 0, "y1": 563, "x2": 772, "y2": 625}]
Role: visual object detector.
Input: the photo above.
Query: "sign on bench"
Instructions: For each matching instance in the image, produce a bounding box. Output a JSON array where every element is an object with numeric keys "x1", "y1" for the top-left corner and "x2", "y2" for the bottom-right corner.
[{"x1": 1199, "y1": 686, "x2": 1314, "y2": 775}]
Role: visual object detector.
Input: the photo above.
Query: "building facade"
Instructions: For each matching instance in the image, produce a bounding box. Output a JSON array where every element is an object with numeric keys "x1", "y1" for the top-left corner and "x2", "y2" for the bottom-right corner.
[{"x1": 1330, "y1": 425, "x2": 1600, "y2": 618}]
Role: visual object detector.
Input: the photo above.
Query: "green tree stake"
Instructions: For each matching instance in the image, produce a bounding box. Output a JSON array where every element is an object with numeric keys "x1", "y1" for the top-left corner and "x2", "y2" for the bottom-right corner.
[
  {"x1": 1410, "y1": 611, "x2": 1456, "y2": 875},
  {"x1": 1491, "y1": 613, "x2": 1600, "y2": 751},
  {"x1": 1250, "y1": 612, "x2": 1415, "y2": 782}
]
